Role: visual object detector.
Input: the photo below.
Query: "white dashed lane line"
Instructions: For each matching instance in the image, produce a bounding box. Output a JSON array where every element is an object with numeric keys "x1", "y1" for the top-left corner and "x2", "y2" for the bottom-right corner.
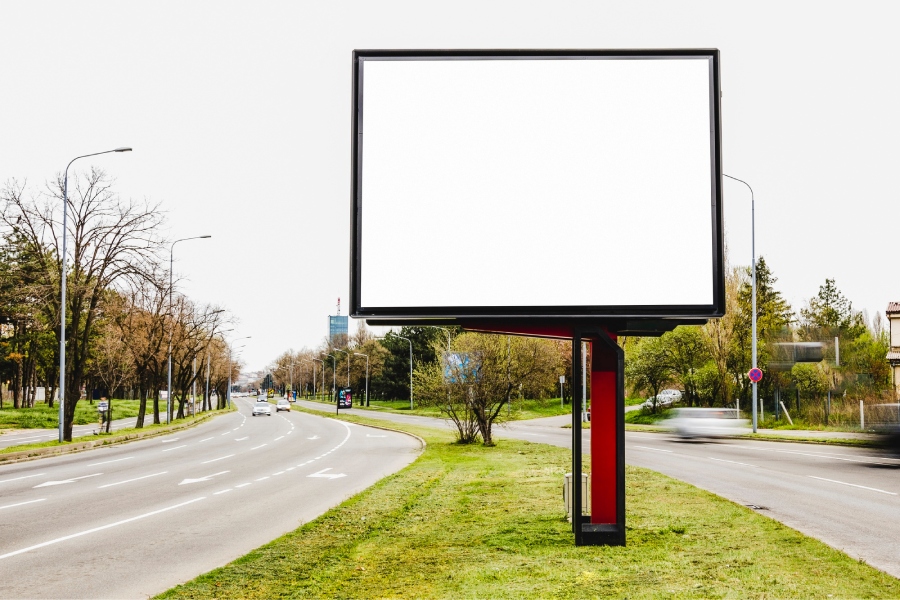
[
  {"x1": 88, "y1": 457, "x2": 133, "y2": 467},
  {"x1": 808, "y1": 476, "x2": 897, "y2": 495},
  {"x1": 251, "y1": 444, "x2": 267, "y2": 450},
  {"x1": 0, "y1": 499, "x2": 46, "y2": 511},
  {"x1": 235, "y1": 437, "x2": 248, "y2": 441},
  {"x1": 98, "y1": 472, "x2": 168, "y2": 489},
  {"x1": 198, "y1": 437, "x2": 213, "y2": 443},
  {"x1": 162, "y1": 445, "x2": 187, "y2": 453},
  {"x1": 200, "y1": 454, "x2": 234, "y2": 465}
]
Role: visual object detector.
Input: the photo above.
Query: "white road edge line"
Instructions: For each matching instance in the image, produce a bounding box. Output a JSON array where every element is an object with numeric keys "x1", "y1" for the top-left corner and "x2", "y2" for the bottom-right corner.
[
  {"x1": 707, "y1": 457, "x2": 757, "y2": 468},
  {"x1": 201, "y1": 454, "x2": 235, "y2": 464},
  {"x1": 88, "y1": 457, "x2": 133, "y2": 467},
  {"x1": 0, "y1": 498, "x2": 46, "y2": 511},
  {"x1": 808, "y1": 476, "x2": 897, "y2": 495},
  {"x1": 98, "y1": 471, "x2": 168, "y2": 489},
  {"x1": 632, "y1": 445, "x2": 673, "y2": 453},
  {"x1": 0, "y1": 497, "x2": 206, "y2": 561},
  {"x1": 0, "y1": 473, "x2": 46, "y2": 484}
]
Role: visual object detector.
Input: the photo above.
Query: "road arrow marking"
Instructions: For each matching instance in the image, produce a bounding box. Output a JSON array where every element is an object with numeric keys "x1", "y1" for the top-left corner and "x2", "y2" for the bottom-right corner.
[
  {"x1": 178, "y1": 470, "x2": 230, "y2": 486},
  {"x1": 33, "y1": 473, "x2": 102, "y2": 488},
  {"x1": 307, "y1": 468, "x2": 346, "y2": 480}
]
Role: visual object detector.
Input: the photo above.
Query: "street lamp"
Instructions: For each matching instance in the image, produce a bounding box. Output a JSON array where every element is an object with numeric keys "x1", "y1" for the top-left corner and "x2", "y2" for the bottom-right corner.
[
  {"x1": 167, "y1": 235, "x2": 211, "y2": 424},
  {"x1": 354, "y1": 352, "x2": 369, "y2": 406},
  {"x1": 227, "y1": 336, "x2": 251, "y2": 408},
  {"x1": 724, "y1": 174, "x2": 758, "y2": 433},
  {"x1": 379, "y1": 334, "x2": 413, "y2": 410},
  {"x1": 59, "y1": 146, "x2": 131, "y2": 443},
  {"x1": 325, "y1": 354, "x2": 337, "y2": 401},
  {"x1": 310, "y1": 358, "x2": 324, "y2": 400},
  {"x1": 335, "y1": 348, "x2": 351, "y2": 387}
]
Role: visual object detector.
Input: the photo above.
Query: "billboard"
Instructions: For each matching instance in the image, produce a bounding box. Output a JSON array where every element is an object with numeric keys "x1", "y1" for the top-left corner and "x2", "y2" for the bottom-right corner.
[
  {"x1": 351, "y1": 50, "x2": 724, "y2": 321},
  {"x1": 329, "y1": 315, "x2": 348, "y2": 342}
]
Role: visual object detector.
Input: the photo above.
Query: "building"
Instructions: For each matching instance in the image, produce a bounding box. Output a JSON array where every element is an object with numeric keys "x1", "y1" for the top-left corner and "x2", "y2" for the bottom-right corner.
[{"x1": 329, "y1": 315, "x2": 348, "y2": 343}]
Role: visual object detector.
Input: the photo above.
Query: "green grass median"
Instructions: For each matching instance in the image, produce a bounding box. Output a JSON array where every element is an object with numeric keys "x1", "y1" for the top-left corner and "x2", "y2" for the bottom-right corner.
[{"x1": 159, "y1": 410, "x2": 899, "y2": 599}]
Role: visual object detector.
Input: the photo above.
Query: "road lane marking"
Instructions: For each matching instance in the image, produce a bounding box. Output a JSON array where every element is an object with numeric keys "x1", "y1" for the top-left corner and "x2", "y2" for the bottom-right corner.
[
  {"x1": 308, "y1": 468, "x2": 346, "y2": 480},
  {"x1": 98, "y1": 471, "x2": 167, "y2": 489},
  {"x1": 235, "y1": 437, "x2": 248, "y2": 441},
  {"x1": 286, "y1": 467, "x2": 295, "y2": 471},
  {"x1": 633, "y1": 446, "x2": 673, "y2": 453},
  {"x1": 88, "y1": 457, "x2": 133, "y2": 467},
  {"x1": 160, "y1": 438, "x2": 180, "y2": 443},
  {"x1": 307, "y1": 435, "x2": 320, "y2": 440},
  {"x1": 235, "y1": 483, "x2": 251, "y2": 488},
  {"x1": 179, "y1": 471, "x2": 230, "y2": 485},
  {"x1": 255, "y1": 476, "x2": 269, "y2": 481},
  {"x1": 200, "y1": 454, "x2": 234, "y2": 464},
  {"x1": 0, "y1": 473, "x2": 46, "y2": 484},
  {"x1": 0, "y1": 498, "x2": 46, "y2": 511},
  {"x1": 808, "y1": 476, "x2": 897, "y2": 495},
  {"x1": 221, "y1": 432, "x2": 231, "y2": 436},
  {"x1": 198, "y1": 437, "x2": 214, "y2": 443},
  {"x1": 366, "y1": 434, "x2": 387, "y2": 438},
  {"x1": 34, "y1": 473, "x2": 103, "y2": 488},
  {"x1": 213, "y1": 489, "x2": 232, "y2": 495},
  {"x1": 707, "y1": 457, "x2": 758, "y2": 468},
  {"x1": 251, "y1": 444, "x2": 267, "y2": 450},
  {"x1": 0, "y1": 497, "x2": 206, "y2": 561},
  {"x1": 273, "y1": 471, "x2": 285, "y2": 476},
  {"x1": 275, "y1": 436, "x2": 284, "y2": 441},
  {"x1": 162, "y1": 445, "x2": 187, "y2": 452},
  {"x1": 287, "y1": 431, "x2": 293, "y2": 435}
]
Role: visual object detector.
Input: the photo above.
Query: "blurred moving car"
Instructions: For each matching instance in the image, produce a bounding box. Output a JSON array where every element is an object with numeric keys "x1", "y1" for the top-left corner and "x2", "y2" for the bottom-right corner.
[
  {"x1": 276, "y1": 398, "x2": 291, "y2": 412},
  {"x1": 664, "y1": 407, "x2": 749, "y2": 438},
  {"x1": 252, "y1": 401, "x2": 272, "y2": 417},
  {"x1": 868, "y1": 403, "x2": 900, "y2": 453}
]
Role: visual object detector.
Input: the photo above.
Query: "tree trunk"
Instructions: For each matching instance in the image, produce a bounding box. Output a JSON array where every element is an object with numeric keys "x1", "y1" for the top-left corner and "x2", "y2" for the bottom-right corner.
[{"x1": 136, "y1": 388, "x2": 146, "y2": 428}]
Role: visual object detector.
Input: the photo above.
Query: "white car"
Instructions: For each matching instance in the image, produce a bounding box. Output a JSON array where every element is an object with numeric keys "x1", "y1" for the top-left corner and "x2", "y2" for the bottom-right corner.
[
  {"x1": 664, "y1": 407, "x2": 749, "y2": 438},
  {"x1": 252, "y1": 401, "x2": 272, "y2": 416},
  {"x1": 276, "y1": 399, "x2": 291, "y2": 412}
]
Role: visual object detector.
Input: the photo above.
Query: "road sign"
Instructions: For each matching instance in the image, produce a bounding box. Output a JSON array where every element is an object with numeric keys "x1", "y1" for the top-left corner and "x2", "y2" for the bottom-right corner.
[
  {"x1": 337, "y1": 387, "x2": 352, "y2": 409},
  {"x1": 748, "y1": 368, "x2": 763, "y2": 383}
]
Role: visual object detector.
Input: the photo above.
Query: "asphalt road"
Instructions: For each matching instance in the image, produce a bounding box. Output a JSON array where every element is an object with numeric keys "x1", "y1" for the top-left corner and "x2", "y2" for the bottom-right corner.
[
  {"x1": 0, "y1": 397, "x2": 422, "y2": 599},
  {"x1": 298, "y1": 401, "x2": 900, "y2": 578}
]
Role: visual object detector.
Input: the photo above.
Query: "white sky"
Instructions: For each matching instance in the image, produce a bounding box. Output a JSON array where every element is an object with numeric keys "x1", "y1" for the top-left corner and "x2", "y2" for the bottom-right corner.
[{"x1": 2, "y1": 1, "x2": 898, "y2": 370}]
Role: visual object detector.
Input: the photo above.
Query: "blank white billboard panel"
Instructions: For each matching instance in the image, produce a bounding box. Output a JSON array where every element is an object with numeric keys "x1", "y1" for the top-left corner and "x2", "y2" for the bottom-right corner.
[{"x1": 353, "y1": 51, "x2": 722, "y2": 318}]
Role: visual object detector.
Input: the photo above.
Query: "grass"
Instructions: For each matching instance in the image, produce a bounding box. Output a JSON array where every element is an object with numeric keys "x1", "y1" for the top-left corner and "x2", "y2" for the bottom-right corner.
[
  {"x1": 159, "y1": 410, "x2": 900, "y2": 599},
  {"x1": 0, "y1": 399, "x2": 145, "y2": 430}
]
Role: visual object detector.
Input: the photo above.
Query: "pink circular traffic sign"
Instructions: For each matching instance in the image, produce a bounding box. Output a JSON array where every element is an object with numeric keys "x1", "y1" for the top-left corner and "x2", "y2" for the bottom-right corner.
[{"x1": 748, "y1": 367, "x2": 763, "y2": 382}]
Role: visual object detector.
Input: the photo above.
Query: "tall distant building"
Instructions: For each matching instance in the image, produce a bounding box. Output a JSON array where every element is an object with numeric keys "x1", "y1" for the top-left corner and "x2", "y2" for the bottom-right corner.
[
  {"x1": 329, "y1": 297, "x2": 348, "y2": 343},
  {"x1": 329, "y1": 315, "x2": 348, "y2": 342}
]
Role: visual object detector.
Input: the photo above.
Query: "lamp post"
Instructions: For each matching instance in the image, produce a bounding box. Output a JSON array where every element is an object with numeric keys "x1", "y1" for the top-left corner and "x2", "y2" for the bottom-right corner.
[
  {"x1": 724, "y1": 174, "x2": 757, "y2": 433},
  {"x1": 335, "y1": 348, "x2": 351, "y2": 387},
  {"x1": 167, "y1": 235, "x2": 211, "y2": 424},
  {"x1": 325, "y1": 354, "x2": 337, "y2": 401},
  {"x1": 383, "y1": 334, "x2": 413, "y2": 410},
  {"x1": 226, "y1": 336, "x2": 251, "y2": 408},
  {"x1": 354, "y1": 353, "x2": 369, "y2": 406},
  {"x1": 58, "y1": 147, "x2": 131, "y2": 443},
  {"x1": 311, "y1": 359, "x2": 323, "y2": 400},
  {"x1": 206, "y1": 328, "x2": 233, "y2": 412}
]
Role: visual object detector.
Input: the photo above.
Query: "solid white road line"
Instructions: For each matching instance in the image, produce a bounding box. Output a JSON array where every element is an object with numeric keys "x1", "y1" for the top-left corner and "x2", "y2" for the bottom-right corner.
[
  {"x1": 88, "y1": 457, "x2": 134, "y2": 467},
  {"x1": 0, "y1": 497, "x2": 206, "y2": 561},
  {"x1": 0, "y1": 498, "x2": 46, "y2": 511},
  {"x1": 162, "y1": 445, "x2": 187, "y2": 452},
  {"x1": 633, "y1": 445, "x2": 673, "y2": 453},
  {"x1": 0, "y1": 473, "x2": 46, "y2": 484},
  {"x1": 707, "y1": 457, "x2": 758, "y2": 468},
  {"x1": 200, "y1": 454, "x2": 234, "y2": 464},
  {"x1": 98, "y1": 471, "x2": 167, "y2": 489},
  {"x1": 808, "y1": 476, "x2": 897, "y2": 495}
]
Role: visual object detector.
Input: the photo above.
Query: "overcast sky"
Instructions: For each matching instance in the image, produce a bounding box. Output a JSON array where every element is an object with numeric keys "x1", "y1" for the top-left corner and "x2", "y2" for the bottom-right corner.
[{"x1": 2, "y1": 1, "x2": 898, "y2": 371}]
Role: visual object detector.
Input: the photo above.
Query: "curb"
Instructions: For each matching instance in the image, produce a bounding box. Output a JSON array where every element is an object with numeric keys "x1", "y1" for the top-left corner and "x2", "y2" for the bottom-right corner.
[{"x1": 0, "y1": 410, "x2": 230, "y2": 465}]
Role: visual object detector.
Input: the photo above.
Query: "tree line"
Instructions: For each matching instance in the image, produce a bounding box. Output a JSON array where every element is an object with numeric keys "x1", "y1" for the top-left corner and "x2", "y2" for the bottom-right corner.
[
  {"x1": 626, "y1": 258, "x2": 891, "y2": 425},
  {"x1": 0, "y1": 169, "x2": 237, "y2": 440}
]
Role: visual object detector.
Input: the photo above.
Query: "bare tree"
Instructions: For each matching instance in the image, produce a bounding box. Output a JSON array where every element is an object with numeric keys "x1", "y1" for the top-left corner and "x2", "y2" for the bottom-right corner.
[{"x1": 0, "y1": 169, "x2": 164, "y2": 440}]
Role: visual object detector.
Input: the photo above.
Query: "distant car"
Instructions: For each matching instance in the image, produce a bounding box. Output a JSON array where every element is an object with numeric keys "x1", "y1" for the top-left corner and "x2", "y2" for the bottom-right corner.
[
  {"x1": 664, "y1": 407, "x2": 749, "y2": 438},
  {"x1": 276, "y1": 399, "x2": 291, "y2": 412},
  {"x1": 252, "y1": 401, "x2": 272, "y2": 417}
]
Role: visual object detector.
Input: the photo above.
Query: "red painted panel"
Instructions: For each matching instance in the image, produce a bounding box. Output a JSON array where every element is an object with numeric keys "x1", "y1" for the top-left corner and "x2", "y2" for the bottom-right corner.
[{"x1": 590, "y1": 335, "x2": 618, "y2": 524}]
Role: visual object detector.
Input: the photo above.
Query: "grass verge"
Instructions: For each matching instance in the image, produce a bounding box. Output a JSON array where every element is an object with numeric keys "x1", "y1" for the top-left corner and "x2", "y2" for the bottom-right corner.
[
  {"x1": 159, "y1": 410, "x2": 899, "y2": 599},
  {"x1": 0, "y1": 399, "x2": 145, "y2": 429}
]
